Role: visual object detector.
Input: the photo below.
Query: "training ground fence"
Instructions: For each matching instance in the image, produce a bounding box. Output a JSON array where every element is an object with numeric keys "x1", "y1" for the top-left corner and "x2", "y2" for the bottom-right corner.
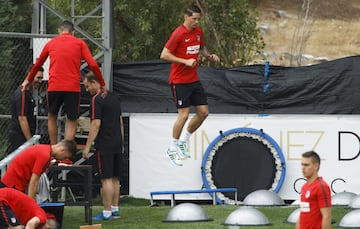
[{"x1": 0, "y1": 32, "x2": 54, "y2": 159}]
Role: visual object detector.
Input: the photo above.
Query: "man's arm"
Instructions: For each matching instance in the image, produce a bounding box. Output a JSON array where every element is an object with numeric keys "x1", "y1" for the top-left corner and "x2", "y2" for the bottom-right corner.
[
  {"x1": 82, "y1": 119, "x2": 101, "y2": 159},
  {"x1": 320, "y1": 207, "x2": 331, "y2": 229},
  {"x1": 160, "y1": 47, "x2": 196, "y2": 67},
  {"x1": 25, "y1": 216, "x2": 41, "y2": 229},
  {"x1": 22, "y1": 45, "x2": 49, "y2": 88},
  {"x1": 18, "y1": 116, "x2": 32, "y2": 140},
  {"x1": 200, "y1": 46, "x2": 220, "y2": 62},
  {"x1": 27, "y1": 173, "x2": 40, "y2": 199},
  {"x1": 295, "y1": 217, "x2": 300, "y2": 229}
]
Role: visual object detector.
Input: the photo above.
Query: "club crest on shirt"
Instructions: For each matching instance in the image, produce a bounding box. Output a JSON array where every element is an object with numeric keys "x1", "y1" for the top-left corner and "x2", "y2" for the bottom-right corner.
[
  {"x1": 178, "y1": 100, "x2": 183, "y2": 106},
  {"x1": 305, "y1": 189, "x2": 311, "y2": 198},
  {"x1": 196, "y1": 34, "x2": 200, "y2": 41}
]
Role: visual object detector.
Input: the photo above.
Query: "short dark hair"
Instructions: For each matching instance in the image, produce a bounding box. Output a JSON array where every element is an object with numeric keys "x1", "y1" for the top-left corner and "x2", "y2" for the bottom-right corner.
[
  {"x1": 185, "y1": 4, "x2": 201, "y2": 16},
  {"x1": 302, "y1": 150, "x2": 321, "y2": 165},
  {"x1": 59, "y1": 20, "x2": 74, "y2": 32},
  {"x1": 61, "y1": 139, "x2": 77, "y2": 156},
  {"x1": 83, "y1": 71, "x2": 99, "y2": 83}
]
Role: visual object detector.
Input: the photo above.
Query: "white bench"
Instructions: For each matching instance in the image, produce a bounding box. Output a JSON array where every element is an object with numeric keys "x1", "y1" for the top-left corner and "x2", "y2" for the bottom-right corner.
[{"x1": 150, "y1": 188, "x2": 238, "y2": 207}]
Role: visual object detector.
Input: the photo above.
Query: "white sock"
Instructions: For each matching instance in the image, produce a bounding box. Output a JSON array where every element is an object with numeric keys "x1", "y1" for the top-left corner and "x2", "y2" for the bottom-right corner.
[
  {"x1": 111, "y1": 206, "x2": 119, "y2": 212},
  {"x1": 179, "y1": 130, "x2": 191, "y2": 143},
  {"x1": 170, "y1": 138, "x2": 178, "y2": 150},
  {"x1": 103, "y1": 210, "x2": 112, "y2": 218}
]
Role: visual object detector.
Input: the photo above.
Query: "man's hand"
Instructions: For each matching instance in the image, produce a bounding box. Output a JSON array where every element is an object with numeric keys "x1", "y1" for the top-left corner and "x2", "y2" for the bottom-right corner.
[
  {"x1": 184, "y1": 58, "x2": 197, "y2": 67},
  {"x1": 208, "y1": 54, "x2": 220, "y2": 62},
  {"x1": 82, "y1": 147, "x2": 90, "y2": 160},
  {"x1": 21, "y1": 79, "x2": 29, "y2": 91}
]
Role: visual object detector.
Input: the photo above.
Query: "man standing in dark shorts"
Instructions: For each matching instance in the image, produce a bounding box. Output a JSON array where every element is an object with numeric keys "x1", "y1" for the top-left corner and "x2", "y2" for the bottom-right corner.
[
  {"x1": 0, "y1": 187, "x2": 58, "y2": 229},
  {"x1": 296, "y1": 151, "x2": 332, "y2": 229},
  {"x1": 82, "y1": 71, "x2": 124, "y2": 221},
  {"x1": 9, "y1": 68, "x2": 43, "y2": 153},
  {"x1": 22, "y1": 20, "x2": 107, "y2": 145},
  {"x1": 160, "y1": 3, "x2": 220, "y2": 166}
]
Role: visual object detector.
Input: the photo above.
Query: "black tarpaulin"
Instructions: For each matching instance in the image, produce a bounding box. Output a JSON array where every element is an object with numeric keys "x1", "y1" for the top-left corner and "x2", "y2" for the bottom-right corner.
[{"x1": 113, "y1": 55, "x2": 360, "y2": 114}]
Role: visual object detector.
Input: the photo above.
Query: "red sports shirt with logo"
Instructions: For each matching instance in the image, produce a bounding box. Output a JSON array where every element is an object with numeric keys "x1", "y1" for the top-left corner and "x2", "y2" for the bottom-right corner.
[
  {"x1": 165, "y1": 24, "x2": 204, "y2": 84},
  {"x1": 299, "y1": 177, "x2": 331, "y2": 229}
]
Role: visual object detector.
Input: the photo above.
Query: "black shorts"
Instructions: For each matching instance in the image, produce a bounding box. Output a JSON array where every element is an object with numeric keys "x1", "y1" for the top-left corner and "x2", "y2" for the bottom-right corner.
[
  {"x1": 170, "y1": 81, "x2": 208, "y2": 109},
  {"x1": 96, "y1": 151, "x2": 122, "y2": 180},
  {"x1": 47, "y1": 91, "x2": 80, "y2": 120},
  {"x1": 0, "y1": 202, "x2": 20, "y2": 228}
]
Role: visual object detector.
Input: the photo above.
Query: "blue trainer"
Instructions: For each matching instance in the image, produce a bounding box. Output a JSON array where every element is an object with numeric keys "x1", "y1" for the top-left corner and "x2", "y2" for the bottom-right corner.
[
  {"x1": 112, "y1": 210, "x2": 120, "y2": 218},
  {"x1": 92, "y1": 212, "x2": 112, "y2": 221}
]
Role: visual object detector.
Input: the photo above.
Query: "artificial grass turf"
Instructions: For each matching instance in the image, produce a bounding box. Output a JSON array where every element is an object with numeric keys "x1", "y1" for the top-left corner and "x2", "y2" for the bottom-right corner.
[{"x1": 62, "y1": 199, "x2": 351, "y2": 229}]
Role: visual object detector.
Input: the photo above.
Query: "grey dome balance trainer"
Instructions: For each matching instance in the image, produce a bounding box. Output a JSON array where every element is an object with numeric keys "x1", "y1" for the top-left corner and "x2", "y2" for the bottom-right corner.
[
  {"x1": 243, "y1": 189, "x2": 285, "y2": 206},
  {"x1": 348, "y1": 194, "x2": 360, "y2": 209},
  {"x1": 338, "y1": 209, "x2": 360, "y2": 228},
  {"x1": 163, "y1": 203, "x2": 213, "y2": 222},
  {"x1": 223, "y1": 206, "x2": 271, "y2": 226},
  {"x1": 332, "y1": 191, "x2": 356, "y2": 206},
  {"x1": 284, "y1": 208, "x2": 300, "y2": 224}
]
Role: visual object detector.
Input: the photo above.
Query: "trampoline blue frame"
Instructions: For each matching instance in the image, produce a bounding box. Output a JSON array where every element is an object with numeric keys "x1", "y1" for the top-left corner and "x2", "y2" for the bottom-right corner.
[{"x1": 201, "y1": 127, "x2": 286, "y2": 203}]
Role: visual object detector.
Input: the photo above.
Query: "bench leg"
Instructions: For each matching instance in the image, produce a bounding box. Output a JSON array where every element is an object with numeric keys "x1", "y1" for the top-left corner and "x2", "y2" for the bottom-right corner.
[
  {"x1": 171, "y1": 194, "x2": 175, "y2": 207},
  {"x1": 150, "y1": 195, "x2": 154, "y2": 206},
  {"x1": 235, "y1": 191, "x2": 238, "y2": 205},
  {"x1": 212, "y1": 192, "x2": 216, "y2": 205}
]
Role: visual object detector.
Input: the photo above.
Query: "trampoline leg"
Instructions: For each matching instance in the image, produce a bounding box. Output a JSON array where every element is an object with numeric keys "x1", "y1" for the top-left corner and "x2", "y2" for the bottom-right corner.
[{"x1": 212, "y1": 192, "x2": 216, "y2": 205}]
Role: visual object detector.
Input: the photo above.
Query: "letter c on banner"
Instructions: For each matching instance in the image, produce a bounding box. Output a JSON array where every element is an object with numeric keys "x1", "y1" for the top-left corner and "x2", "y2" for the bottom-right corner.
[
  {"x1": 293, "y1": 178, "x2": 307, "y2": 194},
  {"x1": 331, "y1": 178, "x2": 346, "y2": 194}
]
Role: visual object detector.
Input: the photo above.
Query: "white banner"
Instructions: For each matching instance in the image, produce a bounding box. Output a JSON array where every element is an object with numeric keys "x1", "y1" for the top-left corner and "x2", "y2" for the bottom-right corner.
[{"x1": 129, "y1": 114, "x2": 360, "y2": 201}]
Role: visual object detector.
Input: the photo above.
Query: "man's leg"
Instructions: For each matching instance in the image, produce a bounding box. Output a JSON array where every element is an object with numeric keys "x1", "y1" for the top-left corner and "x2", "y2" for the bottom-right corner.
[
  {"x1": 101, "y1": 178, "x2": 114, "y2": 211},
  {"x1": 166, "y1": 107, "x2": 190, "y2": 166},
  {"x1": 111, "y1": 178, "x2": 120, "y2": 214},
  {"x1": 65, "y1": 119, "x2": 77, "y2": 141},
  {"x1": 48, "y1": 113, "x2": 58, "y2": 145},
  {"x1": 172, "y1": 107, "x2": 190, "y2": 139},
  {"x1": 186, "y1": 105, "x2": 209, "y2": 133}
]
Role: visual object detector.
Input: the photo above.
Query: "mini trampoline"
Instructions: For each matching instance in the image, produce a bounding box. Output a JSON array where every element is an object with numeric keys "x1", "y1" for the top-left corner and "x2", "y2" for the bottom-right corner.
[{"x1": 201, "y1": 127, "x2": 286, "y2": 205}]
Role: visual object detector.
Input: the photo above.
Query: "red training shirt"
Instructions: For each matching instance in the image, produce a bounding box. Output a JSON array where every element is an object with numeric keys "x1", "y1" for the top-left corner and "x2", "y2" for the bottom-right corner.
[
  {"x1": 1, "y1": 145, "x2": 52, "y2": 192},
  {"x1": 299, "y1": 177, "x2": 332, "y2": 229},
  {"x1": 0, "y1": 188, "x2": 47, "y2": 226},
  {"x1": 165, "y1": 24, "x2": 204, "y2": 84},
  {"x1": 27, "y1": 33, "x2": 105, "y2": 92}
]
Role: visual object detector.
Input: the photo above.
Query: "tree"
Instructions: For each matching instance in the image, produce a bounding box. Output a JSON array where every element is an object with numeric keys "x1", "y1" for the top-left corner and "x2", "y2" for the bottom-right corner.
[
  {"x1": 196, "y1": 0, "x2": 265, "y2": 67},
  {"x1": 113, "y1": 0, "x2": 264, "y2": 67},
  {"x1": 0, "y1": 0, "x2": 34, "y2": 157},
  {"x1": 290, "y1": 0, "x2": 318, "y2": 66},
  {"x1": 41, "y1": 0, "x2": 264, "y2": 67}
]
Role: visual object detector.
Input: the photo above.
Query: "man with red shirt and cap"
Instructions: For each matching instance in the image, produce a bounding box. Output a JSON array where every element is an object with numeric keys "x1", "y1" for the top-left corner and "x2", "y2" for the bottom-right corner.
[
  {"x1": 22, "y1": 20, "x2": 107, "y2": 145},
  {"x1": 160, "y1": 3, "x2": 220, "y2": 166},
  {"x1": 0, "y1": 188, "x2": 57, "y2": 229},
  {"x1": 0, "y1": 140, "x2": 77, "y2": 199}
]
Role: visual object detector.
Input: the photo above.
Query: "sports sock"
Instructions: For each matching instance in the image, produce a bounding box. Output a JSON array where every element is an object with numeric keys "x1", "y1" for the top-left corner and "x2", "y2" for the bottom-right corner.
[
  {"x1": 179, "y1": 130, "x2": 191, "y2": 143},
  {"x1": 103, "y1": 210, "x2": 112, "y2": 218},
  {"x1": 111, "y1": 206, "x2": 119, "y2": 212},
  {"x1": 170, "y1": 138, "x2": 178, "y2": 151}
]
